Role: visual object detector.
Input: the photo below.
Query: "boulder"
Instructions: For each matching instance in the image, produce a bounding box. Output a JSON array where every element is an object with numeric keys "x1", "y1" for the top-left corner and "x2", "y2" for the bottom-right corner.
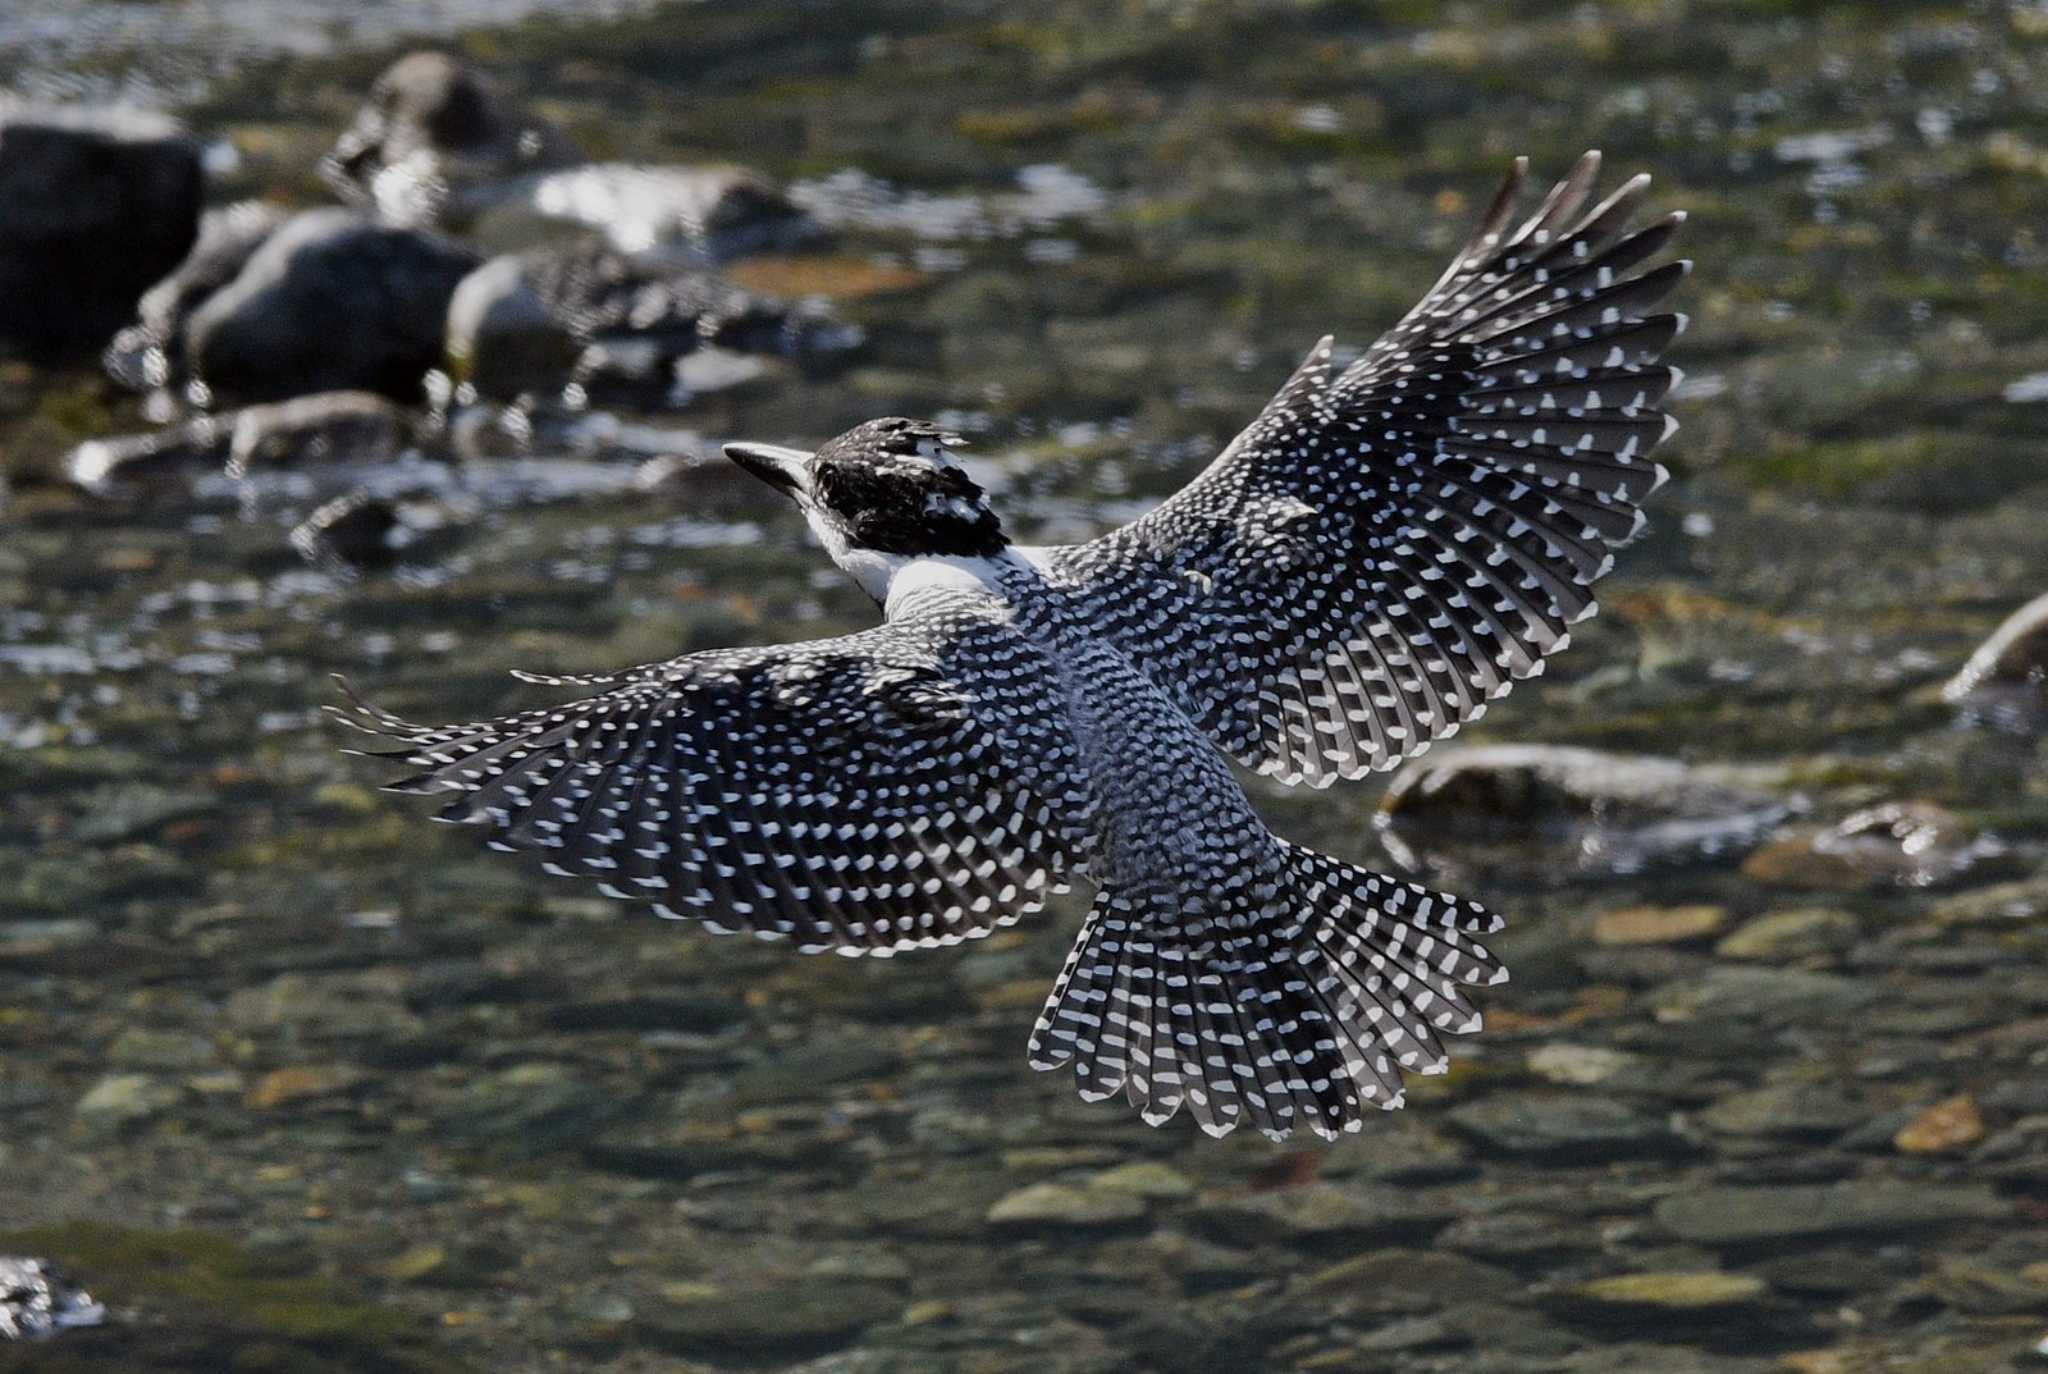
[
  {"x1": 186, "y1": 208, "x2": 479, "y2": 403},
  {"x1": 0, "y1": 104, "x2": 202, "y2": 359},
  {"x1": 320, "y1": 50, "x2": 579, "y2": 229}
]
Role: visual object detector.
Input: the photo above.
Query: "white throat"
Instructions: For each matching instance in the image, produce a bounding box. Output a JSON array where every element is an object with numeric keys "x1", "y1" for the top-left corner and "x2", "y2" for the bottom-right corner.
[{"x1": 805, "y1": 509, "x2": 1025, "y2": 615}]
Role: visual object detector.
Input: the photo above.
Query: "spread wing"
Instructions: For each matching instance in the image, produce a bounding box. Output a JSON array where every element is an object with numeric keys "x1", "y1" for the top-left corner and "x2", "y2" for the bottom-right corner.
[
  {"x1": 330, "y1": 619, "x2": 1071, "y2": 955},
  {"x1": 1038, "y1": 151, "x2": 1686, "y2": 786}
]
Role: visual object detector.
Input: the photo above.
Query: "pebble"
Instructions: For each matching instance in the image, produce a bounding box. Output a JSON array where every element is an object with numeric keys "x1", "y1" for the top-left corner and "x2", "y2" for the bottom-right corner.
[
  {"x1": 1652, "y1": 1182, "x2": 2007, "y2": 1245},
  {"x1": 1185, "y1": 1183, "x2": 1455, "y2": 1247},
  {"x1": 1557, "y1": 1270, "x2": 1766, "y2": 1312},
  {"x1": 1892, "y1": 1095, "x2": 1984, "y2": 1154},
  {"x1": 243, "y1": 1064, "x2": 367, "y2": 1110},
  {"x1": 1085, "y1": 1161, "x2": 1196, "y2": 1201},
  {"x1": 75, "y1": 1072, "x2": 181, "y2": 1135},
  {"x1": 1713, "y1": 908, "x2": 1859, "y2": 960},
  {"x1": 1592, "y1": 904, "x2": 1728, "y2": 946},
  {"x1": 1448, "y1": 1093, "x2": 1686, "y2": 1160},
  {"x1": 985, "y1": 1182, "x2": 1147, "y2": 1230}
]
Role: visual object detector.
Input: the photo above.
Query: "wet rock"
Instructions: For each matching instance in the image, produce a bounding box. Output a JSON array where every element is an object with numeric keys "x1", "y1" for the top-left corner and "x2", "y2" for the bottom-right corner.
[
  {"x1": 1438, "y1": 1210, "x2": 1596, "y2": 1264},
  {"x1": 75, "y1": 1073, "x2": 180, "y2": 1136},
  {"x1": 224, "y1": 392, "x2": 411, "y2": 479},
  {"x1": 507, "y1": 162, "x2": 823, "y2": 261},
  {"x1": 984, "y1": 1182, "x2": 1147, "y2": 1231},
  {"x1": 0, "y1": 105, "x2": 202, "y2": 359},
  {"x1": 1652, "y1": 1182, "x2": 2007, "y2": 1246},
  {"x1": 1893, "y1": 1095, "x2": 1984, "y2": 1154},
  {"x1": 64, "y1": 416, "x2": 237, "y2": 495},
  {"x1": 0, "y1": 1256, "x2": 105, "y2": 1341},
  {"x1": 644, "y1": 1279, "x2": 899, "y2": 1358},
  {"x1": 1714, "y1": 908, "x2": 1860, "y2": 960},
  {"x1": 1296, "y1": 1248, "x2": 1517, "y2": 1317},
  {"x1": 1447, "y1": 1092, "x2": 1687, "y2": 1161},
  {"x1": 106, "y1": 1028, "x2": 215, "y2": 1072},
  {"x1": 1563, "y1": 1270, "x2": 1766, "y2": 1311},
  {"x1": 243, "y1": 1064, "x2": 367, "y2": 1110},
  {"x1": 104, "y1": 200, "x2": 288, "y2": 390},
  {"x1": 1525, "y1": 1043, "x2": 1646, "y2": 1087},
  {"x1": 187, "y1": 208, "x2": 480, "y2": 403},
  {"x1": 70, "y1": 784, "x2": 216, "y2": 843},
  {"x1": 1943, "y1": 591, "x2": 2048, "y2": 729},
  {"x1": 434, "y1": 1062, "x2": 628, "y2": 1154},
  {"x1": 1592, "y1": 904, "x2": 1729, "y2": 947},
  {"x1": 1375, "y1": 745, "x2": 1794, "y2": 883},
  {"x1": 320, "y1": 50, "x2": 579, "y2": 230},
  {"x1": 1649, "y1": 966, "x2": 1879, "y2": 1028},
  {"x1": 288, "y1": 491, "x2": 402, "y2": 575},
  {"x1": 1930, "y1": 877, "x2": 2048, "y2": 927},
  {"x1": 1085, "y1": 1161, "x2": 1195, "y2": 1201},
  {"x1": 446, "y1": 241, "x2": 858, "y2": 401},
  {"x1": 1696, "y1": 1083, "x2": 1864, "y2": 1139},
  {"x1": 1744, "y1": 802, "x2": 2003, "y2": 891},
  {"x1": 1185, "y1": 1182, "x2": 1454, "y2": 1247}
]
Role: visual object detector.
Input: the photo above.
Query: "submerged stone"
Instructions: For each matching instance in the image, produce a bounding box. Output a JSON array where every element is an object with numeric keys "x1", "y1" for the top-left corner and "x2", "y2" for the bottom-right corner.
[
  {"x1": 1652, "y1": 1183, "x2": 2006, "y2": 1246},
  {"x1": 0, "y1": 1256, "x2": 105, "y2": 1341},
  {"x1": 1375, "y1": 745, "x2": 1794, "y2": 884},
  {"x1": 1744, "y1": 802, "x2": 2003, "y2": 891}
]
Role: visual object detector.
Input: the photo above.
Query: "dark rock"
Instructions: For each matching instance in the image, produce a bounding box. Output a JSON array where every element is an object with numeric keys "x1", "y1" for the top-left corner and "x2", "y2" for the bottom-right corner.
[
  {"x1": 104, "y1": 200, "x2": 288, "y2": 390},
  {"x1": 289, "y1": 491, "x2": 402, "y2": 574},
  {"x1": 446, "y1": 241, "x2": 858, "y2": 402},
  {"x1": 1374, "y1": 745, "x2": 1794, "y2": 883},
  {"x1": 1447, "y1": 1092, "x2": 1687, "y2": 1160},
  {"x1": 541, "y1": 995, "x2": 743, "y2": 1033},
  {"x1": 224, "y1": 392, "x2": 411, "y2": 479},
  {"x1": 1652, "y1": 1182, "x2": 2008, "y2": 1246},
  {"x1": 1944, "y1": 590, "x2": 2048, "y2": 729},
  {"x1": 186, "y1": 208, "x2": 479, "y2": 403},
  {"x1": 0, "y1": 1256, "x2": 105, "y2": 1341},
  {"x1": 0, "y1": 105, "x2": 201, "y2": 359},
  {"x1": 320, "y1": 50, "x2": 579, "y2": 230}
]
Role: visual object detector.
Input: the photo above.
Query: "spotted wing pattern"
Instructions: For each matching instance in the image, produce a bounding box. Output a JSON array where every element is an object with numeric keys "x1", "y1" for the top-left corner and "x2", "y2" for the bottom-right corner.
[
  {"x1": 330, "y1": 620, "x2": 1070, "y2": 955},
  {"x1": 1042, "y1": 151, "x2": 1686, "y2": 786}
]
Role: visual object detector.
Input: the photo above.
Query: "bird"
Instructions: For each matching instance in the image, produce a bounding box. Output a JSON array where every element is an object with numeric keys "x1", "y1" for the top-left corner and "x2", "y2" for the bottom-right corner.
[{"x1": 332, "y1": 151, "x2": 1687, "y2": 1141}]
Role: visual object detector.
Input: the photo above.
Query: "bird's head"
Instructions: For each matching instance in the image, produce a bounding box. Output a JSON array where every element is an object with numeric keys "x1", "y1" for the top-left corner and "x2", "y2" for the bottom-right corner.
[{"x1": 724, "y1": 418, "x2": 1008, "y2": 596}]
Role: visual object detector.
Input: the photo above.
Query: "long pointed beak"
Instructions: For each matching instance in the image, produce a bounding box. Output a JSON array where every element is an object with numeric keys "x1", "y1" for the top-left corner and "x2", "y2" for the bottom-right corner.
[{"x1": 722, "y1": 441, "x2": 812, "y2": 498}]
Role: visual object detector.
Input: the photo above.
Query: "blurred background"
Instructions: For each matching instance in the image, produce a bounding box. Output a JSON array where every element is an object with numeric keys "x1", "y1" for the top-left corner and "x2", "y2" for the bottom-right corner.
[{"x1": 2, "y1": 2, "x2": 2046, "y2": 1371}]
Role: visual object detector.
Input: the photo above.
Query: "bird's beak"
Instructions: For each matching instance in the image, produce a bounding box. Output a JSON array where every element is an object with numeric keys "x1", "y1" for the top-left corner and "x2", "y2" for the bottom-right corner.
[{"x1": 722, "y1": 441, "x2": 812, "y2": 498}]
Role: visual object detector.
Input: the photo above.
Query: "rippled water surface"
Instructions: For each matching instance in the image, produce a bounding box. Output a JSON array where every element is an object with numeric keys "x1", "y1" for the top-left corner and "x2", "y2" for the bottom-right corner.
[{"x1": 4, "y1": 3, "x2": 2048, "y2": 1372}]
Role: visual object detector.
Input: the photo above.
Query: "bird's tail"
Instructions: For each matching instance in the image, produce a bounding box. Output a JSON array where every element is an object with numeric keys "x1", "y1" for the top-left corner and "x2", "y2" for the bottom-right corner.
[{"x1": 1027, "y1": 841, "x2": 1505, "y2": 1141}]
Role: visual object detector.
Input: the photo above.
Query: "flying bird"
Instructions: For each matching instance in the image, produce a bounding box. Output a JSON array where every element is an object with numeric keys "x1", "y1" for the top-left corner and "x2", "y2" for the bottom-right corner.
[{"x1": 334, "y1": 152, "x2": 1686, "y2": 1140}]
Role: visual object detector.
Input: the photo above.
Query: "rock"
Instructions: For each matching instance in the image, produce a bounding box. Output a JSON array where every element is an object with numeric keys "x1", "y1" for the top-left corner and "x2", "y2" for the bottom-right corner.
[
  {"x1": 512, "y1": 162, "x2": 823, "y2": 261},
  {"x1": 104, "y1": 199, "x2": 288, "y2": 389},
  {"x1": 446, "y1": 241, "x2": 858, "y2": 402},
  {"x1": 1447, "y1": 1093, "x2": 1686, "y2": 1160},
  {"x1": 433, "y1": 1062, "x2": 627, "y2": 1154},
  {"x1": 243, "y1": 1064, "x2": 367, "y2": 1110},
  {"x1": 289, "y1": 491, "x2": 403, "y2": 575},
  {"x1": 224, "y1": 392, "x2": 411, "y2": 479},
  {"x1": 1652, "y1": 1183, "x2": 2007, "y2": 1245},
  {"x1": 70, "y1": 783, "x2": 216, "y2": 843},
  {"x1": 1696, "y1": 1083, "x2": 1864, "y2": 1138},
  {"x1": 106, "y1": 1028, "x2": 215, "y2": 1071},
  {"x1": 1085, "y1": 1161, "x2": 1196, "y2": 1201},
  {"x1": 1714, "y1": 908, "x2": 1859, "y2": 960},
  {"x1": 0, "y1": 1257, "x2": 105, "y2": 1341},
  {"x1": 1649, "y1": 966, "x2": 1879, "y2": 1028},
  {"x1": 1374, "y1": 745, "x2": 1794, "y2": 883},
  {"x1": 0, "y1": 104, "x2": 202, "y2": 359},
  {"x1": 1931, "y1": 877, "x2": 2048, "y2": 927},
  {"x1": 64, "y1": 416, "x2": 237, "y2": 494},
  {"x1": 187, "y1": 208, "x2": 480, "y2": 403},
  {"x1": 1556, "y1": 1271, "x2": 1766, "y2": 1313},
  {"x1": 320, "y1": 50, "x2": 579, "y2": 230},
  {"x1": 1525, "y1": 1043, "x2": 1644, "y2": 1087},
  {"x1": 1185, "y1": 1183, "x2": 1455, "y2": 1247},
  {"x1": 1893, "y1": 1095, "x2": 1984, "y2": 1154},
  {"x1": 1943, "y1": 591, "x2": 2048, "y2": 727},
  {"x1": 985, "y1": 1182, "x2": 1147, "y2": 1230},
  {"x1": 1592, "y1": 904, "x2": 1729, "y2": 946},
  {"x1": 1298, "y1": 1248, "x2": 1516, "y2": 1316},
  {"x1": 75, "y1": 1072, "x2": 180, "y2": 1135},
  {"x1": 644, "y1": 1279, "x2": 899, "y2": 1357},
  {"x1": 1437, "y1": 1210, "x2": 1594, "y2": 1263},
  {"x1": 1744, "y1": 803, "x2": 2004, "y2": 891}
]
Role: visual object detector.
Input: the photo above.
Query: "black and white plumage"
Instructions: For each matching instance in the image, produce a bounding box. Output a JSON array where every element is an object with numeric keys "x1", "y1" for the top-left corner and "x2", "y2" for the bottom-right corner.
[{"x1": 334, "y1": 153, "x2": 1686, "y2": 1140}]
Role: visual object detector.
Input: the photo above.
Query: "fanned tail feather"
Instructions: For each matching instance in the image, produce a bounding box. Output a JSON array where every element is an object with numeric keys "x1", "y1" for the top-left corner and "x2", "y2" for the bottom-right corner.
[{"x1": 1029, "y1": 843, "x2": 1504, "y2": 1141}]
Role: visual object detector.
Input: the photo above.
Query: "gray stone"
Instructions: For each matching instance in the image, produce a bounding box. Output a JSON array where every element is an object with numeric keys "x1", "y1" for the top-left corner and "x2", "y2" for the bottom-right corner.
[
  {"x1": 1648, "y1": 966, "x2": 1879, "y2": 1028},
  {"x1": 645, "y1": 1279, "x2": 899, "y2": 1357},
  {"x1": 1185, "y1": 1182, "x2": 1454, "y2": 1247},
  {"x1": 1653, "y1": 1182, "x2": 2008, "y2": 1245},
  {"x1": 187, "y1": 208, "x2": 479, "y2": 403},
  {"x1": 75, "y1": 1072, "x2": 180, "y2": 1135},
  {"x1": 1696, "y1": 1082, "x2": 1865, "y2": 1138},
  {"x1": 106, "y1": 1028, "x2": 215, "y2": 1071},
  {"x1": 0, "y1": 104, "x2": 201, "y2": 358},
  {"x1": 320, "y1": 50, "x2": 580, "y2": 230},
  {"x1": 985, "y1": 1182, "x2": 1147, "y2": 1230},
  {"x1": 1931, "y1": 877, "x2": 2048, "y2": 927},
  {"x1": 1448, "y1": 1092, "x2": 1686, "y2": 1160},
  {"x1": 1374, "y1": 744, "x2": 1794, "y2": 884}
]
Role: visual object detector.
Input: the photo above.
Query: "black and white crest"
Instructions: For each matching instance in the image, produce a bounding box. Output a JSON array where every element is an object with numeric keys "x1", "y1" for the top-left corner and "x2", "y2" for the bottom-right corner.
[{"x1": 810, "y1": 417, "x2": 1007, "y2": 558}]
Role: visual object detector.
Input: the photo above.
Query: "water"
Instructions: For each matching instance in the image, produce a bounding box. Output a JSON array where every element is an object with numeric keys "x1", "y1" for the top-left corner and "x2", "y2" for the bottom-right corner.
[{"x1": 4, "y1": 3, "x2": 2048, "y2": 1372}]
